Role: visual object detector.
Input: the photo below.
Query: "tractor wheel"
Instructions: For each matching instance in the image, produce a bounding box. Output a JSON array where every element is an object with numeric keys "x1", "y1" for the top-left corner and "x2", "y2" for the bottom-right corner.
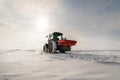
[
  {"x1": 59, "y1": 50, "x2": 66, "y2": 53},
  {"x1": 43, "y1": 44, "x2": 48, "y2": 52},
  {"x1": 48, "y1": 41, "x2": 57, "y2": 53}
]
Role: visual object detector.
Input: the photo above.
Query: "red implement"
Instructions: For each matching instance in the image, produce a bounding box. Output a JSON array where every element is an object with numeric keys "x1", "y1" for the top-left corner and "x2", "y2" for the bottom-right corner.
[{"x1": 58, "y1": 40, "x2": 77, "y2": 47}]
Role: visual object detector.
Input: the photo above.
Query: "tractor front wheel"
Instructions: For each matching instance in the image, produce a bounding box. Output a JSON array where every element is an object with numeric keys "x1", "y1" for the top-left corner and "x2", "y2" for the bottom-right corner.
[{"x1": 43, "y1": 44, "x2": 48, "y2": 52}]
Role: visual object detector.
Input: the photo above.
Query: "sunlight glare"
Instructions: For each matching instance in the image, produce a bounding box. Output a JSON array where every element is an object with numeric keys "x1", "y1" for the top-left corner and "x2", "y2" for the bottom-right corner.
[{"x1": 36, "y1": 15, "x2": 49, "y2": 33}]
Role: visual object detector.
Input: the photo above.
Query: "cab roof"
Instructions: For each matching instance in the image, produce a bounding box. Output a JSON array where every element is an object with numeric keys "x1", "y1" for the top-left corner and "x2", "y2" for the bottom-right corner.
[{"x1": 53, "y1": 32, "x2": 63, "y2": 35}]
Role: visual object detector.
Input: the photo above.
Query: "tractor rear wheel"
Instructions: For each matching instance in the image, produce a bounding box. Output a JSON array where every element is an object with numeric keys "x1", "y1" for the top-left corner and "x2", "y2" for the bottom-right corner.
[{"x1": 48, "y1": 41, "x2": 57, "y2": 53}]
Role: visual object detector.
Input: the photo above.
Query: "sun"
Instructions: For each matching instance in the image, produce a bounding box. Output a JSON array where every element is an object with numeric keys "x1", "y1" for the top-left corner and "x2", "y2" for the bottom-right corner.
[{"x1": 36, "y1": 15, "x2": 49, "y2": 33}]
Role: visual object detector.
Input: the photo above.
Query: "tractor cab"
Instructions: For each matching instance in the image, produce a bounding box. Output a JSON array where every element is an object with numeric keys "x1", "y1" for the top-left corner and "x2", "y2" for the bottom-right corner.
[{"x1": 48, "y1": 32, "x2": 63, "y2": 41}]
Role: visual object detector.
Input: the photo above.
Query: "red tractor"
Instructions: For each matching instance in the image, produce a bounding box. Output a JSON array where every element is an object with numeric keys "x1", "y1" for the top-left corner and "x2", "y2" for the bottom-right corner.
[{"x1": 43, "y1": 32, "x2": 77, "y2": 53}]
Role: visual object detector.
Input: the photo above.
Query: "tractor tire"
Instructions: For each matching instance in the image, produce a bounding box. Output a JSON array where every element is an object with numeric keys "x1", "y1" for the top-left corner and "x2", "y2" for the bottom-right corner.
[
  {"x1": 59, "y1": 49, "x2": 66, "y2": 53},
  {"x1": 48, "y1": 41, "x2": 57, "y2": 53},
  {"x1": 43, "y1": 44, "x2": 48, "y2": 52}
]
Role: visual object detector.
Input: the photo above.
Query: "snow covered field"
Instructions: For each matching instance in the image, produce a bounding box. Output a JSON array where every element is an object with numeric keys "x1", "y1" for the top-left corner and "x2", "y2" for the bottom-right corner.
[{"x1": 0, "y1": 49, "x2": 120, "y2": 80}]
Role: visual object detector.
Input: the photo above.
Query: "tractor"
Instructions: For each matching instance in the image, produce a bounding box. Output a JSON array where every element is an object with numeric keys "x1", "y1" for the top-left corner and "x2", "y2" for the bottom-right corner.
[{"x1": 43, "y1": 32, "x2": 77, "y2": 53}]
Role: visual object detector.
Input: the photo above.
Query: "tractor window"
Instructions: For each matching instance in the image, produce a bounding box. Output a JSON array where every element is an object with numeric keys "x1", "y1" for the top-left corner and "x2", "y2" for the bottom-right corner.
[
  {"x1": 57, "y1": 35, "x2": 63, "y2": 40},
  {"x1": 49, "y1": 34, "x2": 53, "y2": 40},
  {"x1": 53, "y1": 33, "x2": 63, "y2": 40}
]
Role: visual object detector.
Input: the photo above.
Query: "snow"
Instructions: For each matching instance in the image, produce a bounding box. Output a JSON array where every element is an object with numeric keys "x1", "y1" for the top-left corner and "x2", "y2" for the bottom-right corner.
[{"x1": 0, "y1": 49, "x2": 120, "y2": 80}]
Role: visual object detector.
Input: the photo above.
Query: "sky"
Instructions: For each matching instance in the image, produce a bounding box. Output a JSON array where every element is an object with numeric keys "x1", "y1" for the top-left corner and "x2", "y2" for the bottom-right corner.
[{"x1": 0, "y1": 0, "x2": 120, "y2": 50}]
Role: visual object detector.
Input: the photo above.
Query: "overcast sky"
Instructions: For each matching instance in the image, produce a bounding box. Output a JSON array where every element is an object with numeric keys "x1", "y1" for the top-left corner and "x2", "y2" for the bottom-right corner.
[{"x1": 0, "y1": 0, "x2": 120, "y2": 50}]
